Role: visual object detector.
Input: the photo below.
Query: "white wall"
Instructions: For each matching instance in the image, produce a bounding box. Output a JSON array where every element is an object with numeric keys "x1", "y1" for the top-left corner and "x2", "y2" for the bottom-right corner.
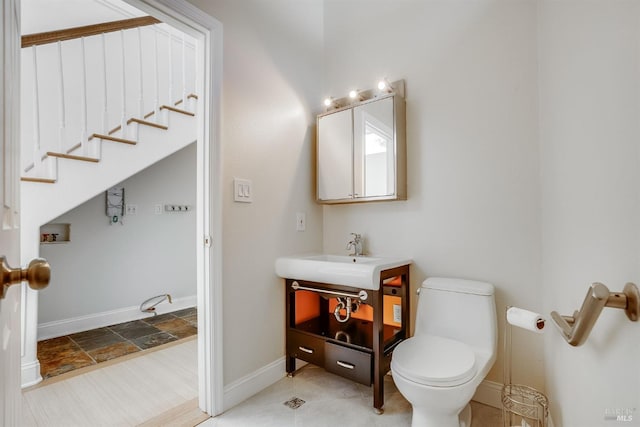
[
  {"x1": 539, "y1": 2, "x2": 640, "y2": 425},
  {"x1": 38, "y1": 143, "x2": 197, "y2": 326},
  {"x1": 321, "y1": 0, "x2": 543, "y2": 389},
  {"x1": 185, "y1": 0, "x2": 325, "y2": 386},
  {"x1": 171, "y1": 3, "x2": 640, "y2": 423}
]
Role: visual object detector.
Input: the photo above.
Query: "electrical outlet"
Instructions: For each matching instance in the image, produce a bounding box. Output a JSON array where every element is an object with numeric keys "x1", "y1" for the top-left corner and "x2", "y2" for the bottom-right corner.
[
  {"x1": 154, "y1": 204, "x2": 163, "y2": 215},
  {"x1": 125, "y1": 204, "x2": 137, "y2": 215},
  {"x1": 296, "y1": 212, "x2": 306, "y2": 231},
  {"x1": 393, "y1": 304, "x2": 402, "y2": 324}
]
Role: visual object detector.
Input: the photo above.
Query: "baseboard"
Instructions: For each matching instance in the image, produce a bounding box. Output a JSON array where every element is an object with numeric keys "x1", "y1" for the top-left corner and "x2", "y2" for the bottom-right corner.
[
  {"x1": 37, "y1": 295, "x2": 197, "y2": 340},
  {"x1": 223, "y1": 357, "x2": 286, "y2": 412},
  {"x1": 21, "y1": 359, "x2": 42, "y2": 388},
  {"x1": 472, "y1": 379, "x2": 503, "y2": 409}
]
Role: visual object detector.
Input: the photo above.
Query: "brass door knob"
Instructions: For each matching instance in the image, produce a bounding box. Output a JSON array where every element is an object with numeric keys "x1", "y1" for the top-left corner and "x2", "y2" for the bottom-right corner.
[{"x1": 0, "y1": 256, "x2": 50, "y2": 299}]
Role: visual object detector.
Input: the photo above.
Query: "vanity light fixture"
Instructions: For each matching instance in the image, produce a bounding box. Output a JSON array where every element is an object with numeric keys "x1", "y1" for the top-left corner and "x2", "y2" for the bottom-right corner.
[
  {"x1": 377, "y1": 79, "x2": 393, "y2": 93},
  {"x1": 321, "y1": 79, "x2": 403, "y2": 109},
  {"x1": 348, "y1": 89, "x2": 362, "y2": 102},
  {"x1": 323, "y1": 97, "x2": 341, "y2": 112}
]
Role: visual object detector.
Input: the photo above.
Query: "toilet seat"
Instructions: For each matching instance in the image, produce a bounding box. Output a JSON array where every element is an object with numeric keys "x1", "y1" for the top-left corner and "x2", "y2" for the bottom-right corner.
[{"x1": 392, "y1": 335, "x2": 476, "y2": 387}]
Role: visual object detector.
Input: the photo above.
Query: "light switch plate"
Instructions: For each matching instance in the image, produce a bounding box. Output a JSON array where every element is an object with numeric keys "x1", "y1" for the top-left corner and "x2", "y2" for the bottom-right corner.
[{"x1": 234, "y1": 178, "x2": 253, "y2": 203}]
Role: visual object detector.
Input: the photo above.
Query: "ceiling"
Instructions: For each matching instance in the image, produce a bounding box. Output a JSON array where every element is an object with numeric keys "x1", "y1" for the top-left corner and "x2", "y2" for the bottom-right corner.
[{"x1": 21, "y1": 0, "x2": 146, "y2": 34}]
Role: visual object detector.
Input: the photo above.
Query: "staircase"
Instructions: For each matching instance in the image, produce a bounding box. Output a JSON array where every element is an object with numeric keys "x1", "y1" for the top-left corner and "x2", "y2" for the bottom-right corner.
[{"x1": 20, "y1": 18, "x2": 198, "y2": 227}]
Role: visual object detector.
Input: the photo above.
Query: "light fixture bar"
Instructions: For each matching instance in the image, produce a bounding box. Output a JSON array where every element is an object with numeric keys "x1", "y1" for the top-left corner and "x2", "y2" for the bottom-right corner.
[{"x1": 322, "y1": 79, "x2": 405, "y2": 111}]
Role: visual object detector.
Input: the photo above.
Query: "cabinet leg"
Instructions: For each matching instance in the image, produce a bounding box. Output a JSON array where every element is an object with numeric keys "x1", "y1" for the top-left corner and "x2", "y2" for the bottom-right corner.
[
  {"x1": 373, "y1": 374, "x2": 384, "y2": 413},
  {"x1": 286, "y1": 355, "x2": 296, "y2": 375}
]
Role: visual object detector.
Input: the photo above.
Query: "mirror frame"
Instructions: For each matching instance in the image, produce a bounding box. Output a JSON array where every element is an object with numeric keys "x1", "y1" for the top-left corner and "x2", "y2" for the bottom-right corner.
[{"x1": 316, "y1": 90, "x2": 406, "y2": 204}]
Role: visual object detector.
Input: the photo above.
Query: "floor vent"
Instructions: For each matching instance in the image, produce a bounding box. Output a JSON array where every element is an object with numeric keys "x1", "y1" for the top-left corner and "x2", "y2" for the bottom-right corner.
[{"x1": 283, "y1": 397, "x2": 306, "y2": 410}]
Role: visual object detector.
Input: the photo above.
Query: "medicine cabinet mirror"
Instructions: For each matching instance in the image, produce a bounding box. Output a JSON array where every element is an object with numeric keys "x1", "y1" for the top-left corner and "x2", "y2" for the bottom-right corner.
[{"x1": 317, "y1": 88, "x2": 406, "y2": 204}]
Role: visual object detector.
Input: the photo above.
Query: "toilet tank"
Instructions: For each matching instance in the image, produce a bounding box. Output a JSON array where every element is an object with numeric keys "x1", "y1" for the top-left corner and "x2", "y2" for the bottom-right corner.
[{"x1": 414, "y1": 277, "x2": 497, "y2": 353}]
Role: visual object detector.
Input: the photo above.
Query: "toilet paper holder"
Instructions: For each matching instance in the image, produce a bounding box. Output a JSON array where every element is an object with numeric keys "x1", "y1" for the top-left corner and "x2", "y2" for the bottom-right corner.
[{"x1": 550, "y1": 282, "x2": 639, "y2": 346}]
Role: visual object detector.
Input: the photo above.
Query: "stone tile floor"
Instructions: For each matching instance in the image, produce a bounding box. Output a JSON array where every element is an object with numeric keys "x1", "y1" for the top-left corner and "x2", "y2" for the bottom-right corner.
[
  {"x1": 202, "y1": 364, "x2": 503, "y2": 427},
  {"x1": 37, "y1": 307, "x2": 197, "y2": 379}
]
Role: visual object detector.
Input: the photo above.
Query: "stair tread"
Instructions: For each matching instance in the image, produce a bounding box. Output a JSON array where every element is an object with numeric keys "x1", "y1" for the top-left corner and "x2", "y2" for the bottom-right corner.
[
  {"x1": 160, "y1": 105, "x2": 195, "y2": 116},
  {"x1": 21, "y1": 177, "x2": 56, "y2": 184},
  {"x1": 92, "y1": 133, "x2": 137, "y2": 145},
  {"x1": 174, "y1": 94, "x2": 198, "y2": 106},
  {"x1": 47, "y1": 152, "x2": 100, "y2": 163},
  {"x1": 127, "y1": 117, "x2": 169, "y2": 130}
]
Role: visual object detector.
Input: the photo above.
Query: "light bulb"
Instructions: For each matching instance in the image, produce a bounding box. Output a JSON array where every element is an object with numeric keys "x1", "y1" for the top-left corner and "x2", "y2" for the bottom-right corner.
[
  {"x1": 349, "y1": 90, "x2": 359, "y2": 99},
  {"x1": 323, "y1": 97, "x2": 332, "y2": 107},
  {"x1": 378, "y1": 79, "x2": 393, "y2": 93}
]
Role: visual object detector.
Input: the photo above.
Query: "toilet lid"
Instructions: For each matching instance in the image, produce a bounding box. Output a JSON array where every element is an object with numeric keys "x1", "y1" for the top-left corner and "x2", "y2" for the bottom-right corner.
[{"x1": 391, "y1": 335, "x2": 476, "y2": 387}]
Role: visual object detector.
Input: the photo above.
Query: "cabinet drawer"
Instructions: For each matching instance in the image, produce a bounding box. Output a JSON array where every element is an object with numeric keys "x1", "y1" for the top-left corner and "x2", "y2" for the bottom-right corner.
[
  {"x1": 325, "y1": 342, "x2": 372, "y2": 386},
  {"x1": 288, "y1": 331, "x2": 324, "y2": 366}
]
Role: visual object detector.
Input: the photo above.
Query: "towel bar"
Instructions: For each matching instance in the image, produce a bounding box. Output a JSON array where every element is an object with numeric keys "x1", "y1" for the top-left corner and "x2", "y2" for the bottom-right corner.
[
  {"x1": 291, "y1": 281, "x2": 368, "y2": 302},
  {"x1": 551, "y1": 282, "x2": 639, "y2": 346}
]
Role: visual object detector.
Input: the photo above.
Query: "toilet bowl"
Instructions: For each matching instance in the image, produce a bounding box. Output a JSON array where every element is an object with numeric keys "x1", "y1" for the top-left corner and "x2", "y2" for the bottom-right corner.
[{"x1": 390, "y1": 277, "x2": 497, "y2": 427}]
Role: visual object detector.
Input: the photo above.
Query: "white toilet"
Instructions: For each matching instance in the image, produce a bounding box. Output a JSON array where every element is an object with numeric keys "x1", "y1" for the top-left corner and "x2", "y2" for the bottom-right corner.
[{"x1": 390, "y1": 277, "x2": 497, "y2": 427}]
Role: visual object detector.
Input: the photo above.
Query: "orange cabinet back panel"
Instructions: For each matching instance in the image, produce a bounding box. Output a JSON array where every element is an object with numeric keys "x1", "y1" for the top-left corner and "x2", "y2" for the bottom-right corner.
[
  {"x1": 295, "y1": 290, "x2": 321, "y2": 324},
  {"x1": 328, "y1": 295, "x2": 402, "y2": 328}
]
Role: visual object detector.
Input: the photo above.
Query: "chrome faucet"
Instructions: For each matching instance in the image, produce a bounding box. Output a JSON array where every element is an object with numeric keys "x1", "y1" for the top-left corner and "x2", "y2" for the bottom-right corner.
[{"x1": 346, "y1": 233, "x2": 363, "y2": 256}]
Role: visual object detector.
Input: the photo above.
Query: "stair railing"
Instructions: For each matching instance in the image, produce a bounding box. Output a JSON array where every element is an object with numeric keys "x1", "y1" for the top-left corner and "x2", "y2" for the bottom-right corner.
[
  {"x1": 79, "y1": 36, "x2": 89, "y2": 157},
  {"x1": 30, "y1": 45, "x2": 42, "y2": 174},
  {"x1": 56, "y1": 40, "x2": 66, "y2": 156},
  {"x1": 21, "y1": 19, "x2": 198, "y2": 183},
  {"x1": 152, "y1": 28, "x2": 160, "y2": 125},
  {"x1": 136, "y1": 27, "x2": 144, "y2": 130},
  {"x1": 120, "y1": 29, "x2": 128, "y2": 140}
]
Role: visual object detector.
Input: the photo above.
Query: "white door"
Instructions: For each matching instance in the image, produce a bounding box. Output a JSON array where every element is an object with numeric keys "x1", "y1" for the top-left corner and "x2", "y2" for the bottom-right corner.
[{"x1": 1, "y1": 0, "x2": 23, "y2": 424}]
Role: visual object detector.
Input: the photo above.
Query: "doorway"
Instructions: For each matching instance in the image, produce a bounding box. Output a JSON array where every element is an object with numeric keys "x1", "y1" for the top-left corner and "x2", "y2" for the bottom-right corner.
[{"x1": 18, "y1": 0, "x2": 223, "y2": 419}]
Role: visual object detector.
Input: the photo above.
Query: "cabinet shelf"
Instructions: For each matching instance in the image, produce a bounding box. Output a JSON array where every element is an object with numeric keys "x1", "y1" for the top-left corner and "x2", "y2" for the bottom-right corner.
[{"x1": 293, "y1": 316, "x2": 402, "y2": 353}]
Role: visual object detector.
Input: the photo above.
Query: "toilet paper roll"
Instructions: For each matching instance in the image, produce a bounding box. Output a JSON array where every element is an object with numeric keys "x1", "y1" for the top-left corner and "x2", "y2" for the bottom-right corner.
[{"x1": 506, "y1": 307, "x2": 545, "y2": 333}]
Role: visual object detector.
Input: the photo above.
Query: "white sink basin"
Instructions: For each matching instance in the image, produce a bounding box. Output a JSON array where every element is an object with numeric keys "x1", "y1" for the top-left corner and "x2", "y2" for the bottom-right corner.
[{"x1": 275, "y1": 254, "x2": 411, "y2": 290}]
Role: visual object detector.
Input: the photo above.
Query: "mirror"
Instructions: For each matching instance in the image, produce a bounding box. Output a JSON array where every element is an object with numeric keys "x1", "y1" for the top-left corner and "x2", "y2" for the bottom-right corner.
[
  {"x1": 354, "y1": 97, "x2": 395, "y2": 198},
  {"x1": 317, "y1": 109, "x2": 352, "y2": 200},
  {"x1": 317, "y1": 93, "x2": 405, "y2": 204}
]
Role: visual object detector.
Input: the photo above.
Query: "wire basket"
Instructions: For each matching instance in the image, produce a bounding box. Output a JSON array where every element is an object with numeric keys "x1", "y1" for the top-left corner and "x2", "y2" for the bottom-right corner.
[
  {"x1": 502, "y1": 307, "x2": 549, "y2": 427},
  {"x1": 502, "y1": 383, "x2": 548, "y2": 427}
]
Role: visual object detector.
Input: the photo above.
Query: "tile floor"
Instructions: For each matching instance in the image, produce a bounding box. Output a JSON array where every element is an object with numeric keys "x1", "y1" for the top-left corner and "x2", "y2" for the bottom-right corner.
[
  {"x1": 37, "y1": 307, "x2": 197, "y2": 379},
  {"x1": 202, "y1": 364, "x2": 503, "y2": 427}
]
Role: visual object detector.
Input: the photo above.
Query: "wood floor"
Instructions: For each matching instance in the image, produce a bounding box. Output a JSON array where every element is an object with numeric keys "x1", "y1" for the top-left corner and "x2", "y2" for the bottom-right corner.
[{"x1": 22, "y1": 337, "x2": 208, "y2": 426}]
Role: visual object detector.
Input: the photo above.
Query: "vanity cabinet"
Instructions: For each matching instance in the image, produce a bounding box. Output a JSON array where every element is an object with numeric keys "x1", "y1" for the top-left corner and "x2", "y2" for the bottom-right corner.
[
  {"x1": 284, "y1": 264, "x2": 410, "y2": 413},
  {"x1": 317, "y1": 92, "x2": 406, "y2": 204}
]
